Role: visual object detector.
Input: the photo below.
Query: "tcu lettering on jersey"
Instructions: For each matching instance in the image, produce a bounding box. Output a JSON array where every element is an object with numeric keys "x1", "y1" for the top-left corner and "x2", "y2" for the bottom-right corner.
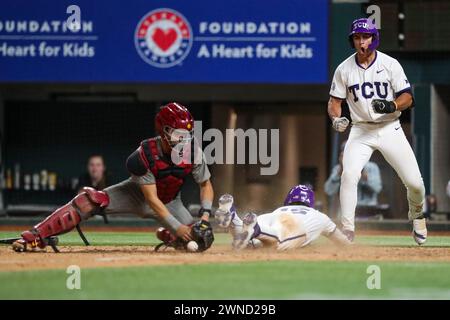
[{"x1": 348, "y1": 81, "x2": 389, "y2": 102}]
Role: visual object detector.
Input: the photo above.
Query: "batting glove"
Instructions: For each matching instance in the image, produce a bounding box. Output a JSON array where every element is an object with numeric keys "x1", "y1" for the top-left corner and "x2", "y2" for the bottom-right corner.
[
  {"x1": 332, "y1": 117, "x2": 350, "y2": 132},
  {"x1": 372, "y1": 99, "x2": 397, "y2": 114}
]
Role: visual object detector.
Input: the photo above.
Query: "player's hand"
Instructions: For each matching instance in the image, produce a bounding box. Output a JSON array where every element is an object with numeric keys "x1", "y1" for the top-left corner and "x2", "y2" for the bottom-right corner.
[
  {"x1": 176, "y1": 224, "x2": 193, "y2": 241},
  {"x1": 372, "y1": 99, "x2": 397, "y2": 114},
  {"x1": 332, "y1": 117, "x2": 350, "y2": 132}
]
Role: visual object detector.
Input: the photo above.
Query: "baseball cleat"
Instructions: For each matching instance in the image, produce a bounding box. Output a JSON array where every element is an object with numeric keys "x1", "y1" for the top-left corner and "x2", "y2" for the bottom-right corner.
[
  {"x1": 233, "y1": 213, "x2": 259, "y2": 250},
  {"x1": 11, "y1": 236, "x2": 59, "y2": 253},
  {"x1": 342, "y1": 230, "x2": 355, "y2": 243},
  {"x1": 12, "y1": 239, "x2": 45, "y2": 252},
  {"x1": 412, "y1": 218, "x2": 427, "y2": 245},
  {"x1": 11, "y1": 239, "x2": 28, "y2": 252},
  {"x1": 215, "y1": 194, "x2": 237, "y2": 228}
]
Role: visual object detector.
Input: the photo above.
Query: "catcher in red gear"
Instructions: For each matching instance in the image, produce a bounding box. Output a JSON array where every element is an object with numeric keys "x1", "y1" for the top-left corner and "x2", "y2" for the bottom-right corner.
[{"x1": 11, "y1": 102, "x2": 215, "y2": 252}]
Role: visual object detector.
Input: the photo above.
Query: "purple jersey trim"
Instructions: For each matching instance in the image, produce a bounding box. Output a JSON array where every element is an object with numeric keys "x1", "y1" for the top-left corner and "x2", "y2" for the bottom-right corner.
[
  {"x1": 280, "y1": 234, "x2": 306, "y2": 243},
  {"x1": 395, "y1": 87, "x2": 415, "y2": 108},
  {"x1": 395, "y1": 87, "x2": 412, "y2": 98},
  {"x1": 354, "y1": 51, "x2": 377, "y2": 70},
  {"x1": 251, "y1": 223, "x2": 261, "y2": 239}
]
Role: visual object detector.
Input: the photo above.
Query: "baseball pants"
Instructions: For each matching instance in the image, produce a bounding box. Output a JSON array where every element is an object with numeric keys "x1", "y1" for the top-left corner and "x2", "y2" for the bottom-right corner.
[
  {"x1": 103, "y1": 179, "x2": 194, "y2": 231},
  {"x1": 340, "y1": 119, "x2": 425, "y2": 232}
]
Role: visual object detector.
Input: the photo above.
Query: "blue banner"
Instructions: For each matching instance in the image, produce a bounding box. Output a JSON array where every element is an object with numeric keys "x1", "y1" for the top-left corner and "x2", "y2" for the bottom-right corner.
[{"x1": 0, "y1": 0, "x2": 329, "y2": 83}]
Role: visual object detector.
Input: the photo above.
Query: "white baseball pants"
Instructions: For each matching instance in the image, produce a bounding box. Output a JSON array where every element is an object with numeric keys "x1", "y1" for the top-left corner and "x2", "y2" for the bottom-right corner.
[{"x1": 340, "y1": 119, "x2": 425, "y2": 232}]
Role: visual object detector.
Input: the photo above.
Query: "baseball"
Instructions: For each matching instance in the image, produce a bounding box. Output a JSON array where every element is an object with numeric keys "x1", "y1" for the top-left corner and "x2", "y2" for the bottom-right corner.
[{"x1": 186, "y1": 241, "x2": 199, "y2": 252}]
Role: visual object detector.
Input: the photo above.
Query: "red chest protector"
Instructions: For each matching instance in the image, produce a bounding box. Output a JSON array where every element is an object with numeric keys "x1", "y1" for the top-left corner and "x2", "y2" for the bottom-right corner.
[{"x1": 139, "y1": 138, "x2": 193, "y2": 204}]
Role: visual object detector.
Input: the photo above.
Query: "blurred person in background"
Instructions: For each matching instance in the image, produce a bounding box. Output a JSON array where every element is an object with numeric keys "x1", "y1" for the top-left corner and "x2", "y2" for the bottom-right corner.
[
  {"x1": 325, "y1": 141, "x2": 382, "y2": 217},
  {"x1": 423, "y1": 194, "x2": 437, "y2": 219},
  {"x1": 76, "y1": 154, "x2": 111, "y2": 192}
]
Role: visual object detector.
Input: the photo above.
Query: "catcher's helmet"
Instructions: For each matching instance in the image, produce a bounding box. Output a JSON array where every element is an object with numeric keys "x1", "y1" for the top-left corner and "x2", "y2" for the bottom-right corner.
[
  {"x1": 348, "y1": 18, "x2": 379, "y2": 52},
  {"x1": 155, "y1": 102, "x2": 194, "y2": 148},
  {"x1": 284, "y1": 185, "x2": 315, "y2": 208}
]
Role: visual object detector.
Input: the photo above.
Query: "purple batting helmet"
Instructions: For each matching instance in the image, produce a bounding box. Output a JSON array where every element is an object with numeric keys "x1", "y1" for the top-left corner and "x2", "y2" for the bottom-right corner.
[
  {"x1": 348, "y1": 18, "x2": 379, "y2": 51},
  {"x1": 284, "y1": 185, "x2": 315, "y2": 208}
]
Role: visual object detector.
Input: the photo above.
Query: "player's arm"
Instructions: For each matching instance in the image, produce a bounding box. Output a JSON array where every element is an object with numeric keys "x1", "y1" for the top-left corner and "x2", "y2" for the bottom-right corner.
[
  {"x1": 126, "y1": 146, "x2": 192, "y2": 240},
  {"x1": 360, "y1": 163, "x2": 382, "y2": 194},
  {"x1": 140, "y1": 184, "x2": 192, "y2": 241},
  {"x1": 394, "y1": 92, "x2": 413, "y2": 111},
  {"x1": 320, "y1": 214, "x2": 351, "y2": 246},
  {"x1": 328, "y1": 66, "x2": 350, "y2": 132},
  {"x1": 192, "y1": 149, "x2": 214, "y2": 221},
  {"x1": 328, "y1": 96, "x2": 350, "y2": 132},
  {"x1": 198, "y1": 179, "x2": 214, "y2": 222},
  {"x1": 327, "y1": 96, "x2": 342, "y2": 119}
]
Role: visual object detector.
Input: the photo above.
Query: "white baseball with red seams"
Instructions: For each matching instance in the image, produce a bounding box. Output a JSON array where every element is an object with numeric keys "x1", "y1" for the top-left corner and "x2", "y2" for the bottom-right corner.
[{"x1": 186, "y1": 241, "x2": 199, "y2": 252}]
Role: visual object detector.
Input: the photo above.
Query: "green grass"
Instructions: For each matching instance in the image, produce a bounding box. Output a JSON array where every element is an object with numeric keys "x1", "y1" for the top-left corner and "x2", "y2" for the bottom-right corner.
[
  {"x1": 1, "y1": 231, "x2": 450, "y2": 299},
  {"x1": 1, "y1": 230, "x2": 449, "y2": 247},
  {"x1": 0, "y1": 231, "x2": 232, "y2": 246},
  {"x1": 0, "y1": 261, "x2": 449, "y2": 299}
]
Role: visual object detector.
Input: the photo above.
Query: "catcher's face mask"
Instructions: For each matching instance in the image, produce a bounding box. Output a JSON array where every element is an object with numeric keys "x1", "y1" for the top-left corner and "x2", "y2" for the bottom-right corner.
[{"x1": 163, "y1": 126, "x2": 193, "y2": 148}]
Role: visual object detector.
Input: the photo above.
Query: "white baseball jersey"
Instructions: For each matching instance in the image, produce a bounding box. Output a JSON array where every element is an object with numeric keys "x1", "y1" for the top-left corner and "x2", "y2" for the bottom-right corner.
[
  {"x1": 330, "y1": 50, "x2": 412, "y2": 123},
  {"x1": 256, "y1": 205, "x2": 336, "y2": 247}
]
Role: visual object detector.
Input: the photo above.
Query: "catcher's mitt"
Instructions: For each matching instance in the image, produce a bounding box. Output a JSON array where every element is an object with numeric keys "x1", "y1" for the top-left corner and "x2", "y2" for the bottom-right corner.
[{"x1": 191, "y1": 220, "x2": 214, "y2": 252}]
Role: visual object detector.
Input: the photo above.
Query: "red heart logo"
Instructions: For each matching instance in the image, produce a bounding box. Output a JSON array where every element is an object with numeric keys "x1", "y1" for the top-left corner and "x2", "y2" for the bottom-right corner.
[{"x1": 152, "y1": 28, "x2": 177, "y2": 52}]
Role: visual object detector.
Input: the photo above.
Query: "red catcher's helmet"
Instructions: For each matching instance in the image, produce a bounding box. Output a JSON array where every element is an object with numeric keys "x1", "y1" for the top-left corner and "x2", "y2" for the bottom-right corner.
[{"x1": 155, "y1": 102, "x2": 194, "y2": 147}]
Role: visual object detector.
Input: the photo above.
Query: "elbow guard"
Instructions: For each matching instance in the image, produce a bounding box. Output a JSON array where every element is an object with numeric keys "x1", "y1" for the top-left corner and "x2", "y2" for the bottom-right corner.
[{"x1": 126, "y1": 148, "x2": 148, "y2": 176}]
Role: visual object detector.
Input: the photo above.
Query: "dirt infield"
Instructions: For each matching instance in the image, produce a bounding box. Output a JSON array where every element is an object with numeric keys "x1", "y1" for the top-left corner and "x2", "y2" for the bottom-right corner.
[{"x1": 1, "y1": 243, "x2": 449, "y2": 272}]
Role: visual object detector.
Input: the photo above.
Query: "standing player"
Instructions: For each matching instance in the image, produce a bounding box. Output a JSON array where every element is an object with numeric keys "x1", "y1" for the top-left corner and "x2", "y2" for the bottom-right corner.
[
  {"x1": 328, "y1": 18, "x2": 427, "y2": 244},
  {"x1": 12, "y1": 102, "x2": 215, "y2": 252},
  {"x1": 215, "y1": 185, "x2": 350, "y2": 251}
]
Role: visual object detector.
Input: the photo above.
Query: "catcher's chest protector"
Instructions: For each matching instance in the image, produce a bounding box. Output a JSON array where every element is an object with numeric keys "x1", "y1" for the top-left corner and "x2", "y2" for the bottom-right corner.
[{"x1": 141, "y1": 138, "x2": 193, "y2": 204}]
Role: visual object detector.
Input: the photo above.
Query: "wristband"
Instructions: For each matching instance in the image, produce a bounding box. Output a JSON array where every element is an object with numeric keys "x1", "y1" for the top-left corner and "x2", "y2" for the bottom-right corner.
[
  {"x1": 163, "y1": 214, "x2": 182, "y2": 232},
  {"x1": 201, "y1": 200, "x2": 212, "y2": 210}
]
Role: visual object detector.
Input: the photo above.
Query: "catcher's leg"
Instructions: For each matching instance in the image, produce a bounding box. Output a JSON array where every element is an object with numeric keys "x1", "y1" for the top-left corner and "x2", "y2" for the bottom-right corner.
[
  {"x1": 103, "y1": 181, "x2": 193, "y2": 251},
  {"x1": 13, "y1": 187, "x2": 109, "y2": 252}
]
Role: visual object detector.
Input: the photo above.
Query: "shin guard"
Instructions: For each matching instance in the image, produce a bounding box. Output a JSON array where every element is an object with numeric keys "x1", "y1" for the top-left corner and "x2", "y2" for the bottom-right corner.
[{"x1": 20, "y1": 187, "x2": 109, "y2": 249}]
